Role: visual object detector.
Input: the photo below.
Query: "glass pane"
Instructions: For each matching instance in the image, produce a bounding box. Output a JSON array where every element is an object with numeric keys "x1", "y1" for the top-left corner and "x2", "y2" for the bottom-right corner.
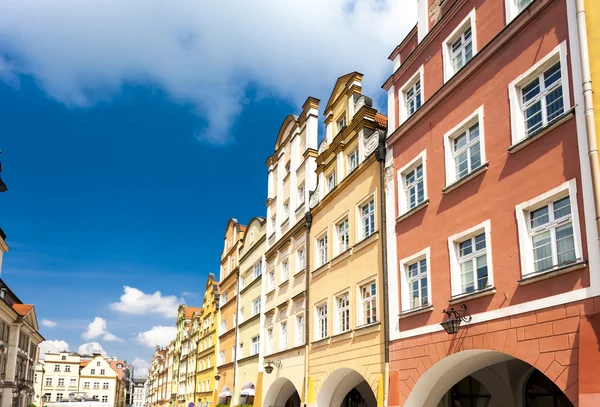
[
  {"x1": 546, "y1": 86, "x2": 564, "y2": 122},
  {"x1": 544, "y1": 63, "x2": 562, "y2": 87},
  {"x1": 525, "y1": 101, "x2": 543, "y2": 134},
  {"x1": 468, "y1": 123, "x2": 480, "y2": 141},
  {"x1": 476, "y1": 255, "x2": 488, "y2": 288},
  {"x1": 456, "y1": 151, "x2": 469, "y2": 178},
  {"x1": 453, "y1": 132, "x2": 467, "y2": 151},
  {"x1": 556, "y1": 223, "x2": 576, "y2": 265},
  {"x1": 533, "y1": 231, "x2": 553, "y2": 272},
  {"x1": 459, "y1": 239, "x2": 473, "y2": 257},
  {"x1": 474, "y1": 233, "x2": 486, "y2": 251},
  {"x1": 419, "y1": 259, "x2": 427, "y2": 273},
  {"x1": 530, "y1": 205, "x2": 550, "y2": 228},
  {"x1": 522, "y1": 77, "x2": 541, "y2": 103},
  {"x1": 553, "y1": 196, "x2": 571, "y2": 219},
  {"x1": 408, "y1": 263, "x2": 418, "y2": 278},
  {"x1": 461, "y1": 261, "x2": 474, "y2": 292},
  {"x1": 470, "y1": 141, "x2": 481, "y2": 169},
  {"x1": 421, "y1": 279, "x2": 428, "y2": 304}
]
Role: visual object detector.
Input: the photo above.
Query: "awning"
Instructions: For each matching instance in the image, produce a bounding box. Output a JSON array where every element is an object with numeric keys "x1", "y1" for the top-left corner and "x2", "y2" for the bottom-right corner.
[
  {"x1": 219, "y1": 390, "x2": 231, "y2": 397},
  {"x1": 240, "y1": 388, "x2": 255, "y2": 397}
]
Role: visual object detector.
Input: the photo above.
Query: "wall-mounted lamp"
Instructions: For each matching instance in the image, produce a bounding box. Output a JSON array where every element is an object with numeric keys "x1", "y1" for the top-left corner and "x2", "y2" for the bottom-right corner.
[
  {"x1": 440, "y1": 304, "x2": 472, "y2": 334},
  {"x1": 263, "y1": 360, "x2": 282, "y2": 374}
]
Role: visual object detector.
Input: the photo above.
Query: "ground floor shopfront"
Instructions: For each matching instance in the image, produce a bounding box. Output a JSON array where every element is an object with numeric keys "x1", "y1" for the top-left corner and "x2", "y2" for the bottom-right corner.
[{"x1": 389, "y1": 299, "x2": 600, "y2": 407}]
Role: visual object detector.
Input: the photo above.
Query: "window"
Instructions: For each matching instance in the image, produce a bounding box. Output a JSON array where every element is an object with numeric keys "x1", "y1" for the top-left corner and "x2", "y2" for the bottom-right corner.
[
  {"x1": 238, "y1": 308, "x2": 244, "y2": 324},
  {"x1": 271, "y1": 215, "x2": 276, "y2": 230},
  {"x1": 298, "y1": 184, "x2": 306, "y2": 206},
  {"x1": 316, "y1": 234, "x2": 328, "y2": 267},
  {"x1": 281, "y1": 259, "x2": 289, "y2": 282},
  {"x1": 266, "y1": 328, "x2": 273, "y2": 354},
  {"x1": 296, "y1": 247, "x2": 306, "y2": 272},
  {"x1": 336, "y1": 294, "x2": 350, "y2": 333},
  {"x1": 93, "y1": 396, "x2": 99, "y2": 401},
  {"x1": 399, "y1": 248, "x2": 432, "y2": 312},
  {"x1": 316, "y1": 303, "x2": 328, "y2": 340},
  {"x1": 326, "y1": 172, "x2": 336, "y2": 193},
  {"x1": 97, "y1": 361, "x2": 101, "y2": 366},
  {"x1": 296, "y1": 314, "x2": 304, "y2": 346},
  {"x1": 348, "y1": 149, "x2": 359, "y2": 174},
  {"x1": 443, "y1": 106, "x2": 486, "y2": 186},
  {"x1": 218, "y1": 351, "x2": 226, "y2": 365},
  {"x1": 405, "y1": 80, "x2": 422, "y2": 117},
  {"x1": 70, "y1": 378, "x2": 77, "y2": 387},
  {"x1": 359, "y1": 199, "x2": 375, "y2": 240},
  {"x1": 57, "y1": 393, "x2": 63, "y2": 401},
  {"x1": 285, "y1": 161, "x2": 291, "y2": 176},
  {"x1": 280, "y1": 321, "x2": 287, "y2": 351},
  {"x1": 506, "y1": 0, "x2": 535, "y2": 23},
  {"x1": 94, "y1": 382, "x2": 100, "y2": 389},
  {"x1": 283, "y1": 200, "x2": 290, "y2": 219},
  {"x1": 443, "y1": 10, "x2": 476, "y2": 82},
  {"x1": 398, "y1": 150, "x2": 427, "y2": 216},
  {"x1": 249, "y1": 230, "x2": 255, "y2": 243},
  {"x1": 45, "y1": 378, "x2": 52, "y2": 386},
  {"x1": 449, "y1": 220, "x2": 493, "y2": 297},
  {"x1": 336, "y1": 218, "x2": 350, "y2": 254},
  {"x1": 43, "y1": 394, "x2": 51, "y2": 402},
  {"x1": 100, "y1": 369, "x2": 105, "y2": 375},
  {"x1": 84, "y1": 382, "x2": 90, "y2": 389},
  {"x1": 252, "y1": 298, "x2": 261, "y2": 316},
  {"x1": 54, "y1": 365, "x2": 60, "y2": 372},
  {"x1": 240, "y1": 276, "x2": 246, "y2": 290},
  {"x1": 400, "y1": 66, "x2": 424, "y2": 123},
  {"x1": 238, "y1": 342, "x2": 244, "y2": 359},
  {"x1": 516, "y1": 180, "x2": 582, "y2": 277},
  {"x1": 509, "y1": 43, "x2": 570, "y2": 145},
  {"x1": 360, "y1": 282, "x2": 377, "y2": 325},
  {"x1": 103, "y1": 382, "x2": 109, "y2": 389},
  {"x1": 251, "y1": 336, "x2": 260, "y2": 355},
  {"x1": 91, "y1": 369, "x2": 96, "y2": 375},
  {"x1": 253, "y1": 262, "x2": 261, "y2": 279},
  {"x1": 268, "y1": 270, "x2": 275, "y2": 292},
  {"x1": 58, "y1": 378, "x2": 65, "y2": 386},
  {"x1": 337, "y1": 114, "x2": 347, "y2": 132},
  {"x1": 65, "y1": 365, "x2": 71, "y2": 372},
  {"x1": 102, "y1": 396, "x2": 109, "y2": 403}
]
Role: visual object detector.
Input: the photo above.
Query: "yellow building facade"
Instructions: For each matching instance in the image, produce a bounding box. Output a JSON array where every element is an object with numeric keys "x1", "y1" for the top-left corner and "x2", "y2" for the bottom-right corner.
[
  {"x1": 195, "y1": 274, "x2": 219, "y2": 407},
  {"x1": 234, "y1": 217, "x2": 267, "y2": 407},
  {"x1": 174, "y1": 305, "x2": 202, "y2": 407},
  {"x1": 306, "y1": 73, "x2": 387, "y2": 407}
]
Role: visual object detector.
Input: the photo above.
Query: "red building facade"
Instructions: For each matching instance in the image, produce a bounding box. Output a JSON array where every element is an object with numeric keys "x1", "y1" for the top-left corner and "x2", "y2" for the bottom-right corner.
[{"x1": 382, "y1": 0, "x2": 600, "y2": 406}]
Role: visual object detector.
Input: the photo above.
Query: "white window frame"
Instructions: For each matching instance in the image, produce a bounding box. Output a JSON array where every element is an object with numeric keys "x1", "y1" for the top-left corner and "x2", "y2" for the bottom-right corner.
[
  {"x1": 281, "y1": 259, "x2": 289, "y2": 282},
  {"x1": 266, "y1": 327, "x2": 273, "y2": 354},
  {"x1": 252, "y1": 297, "x2": 261, "y2": 316},
  {"x1": 335, "y1": 217, "x2": 350, "y2": 255},
  {"x1": 337, "y1": 113, "x2": 347, "y2": 133},
  {"x1": 335, "y1": 292, "x2": 350, "y2": 334},
  {"x1": 347, "y1": 149, "x2": 359, "y2": 174},
  {"x1": 505, "y1": 0, "x2": 535, "y2": 24},
  {"x1": 326, "y1": 172, "x2": 336, "y2": 193},
  {"x1": 508, "y1": 42, "x2": 570, "y2": 146},
  {"x1": 515, "y1": 179, "x2": 583, "y2": 278},
  {"x1": 295, "y1": 314, "x2": 304, "y2": 346},
  {"x1": 399, "y1": 65, "x2": 424, "y2": 123},
  {"x1": 253, "y1": 262, "x2": 262, "y2": 279},
  {"x1": 448, "y1": 219, "x2": 494, "y2": 297},
  {"x1": 251, "y1": 336, "x2": 260, "y2": 356},
  {"x1": 298, "y1": 183, "x2": 306, "y2": 207},
  {"x1": 358, "y1": 280, "x2": 377, "y2": 326},
  {"x1": 297, "y1": 246, "x2": 306, "y2": 271},
  {"x1": 357, "y1": 194, "x2": 376, "y2": 241},
  {"x1": 442, "y1": 9, "x2": 477, "y2": 83},
  {"x1": 268, "y1": 269, "x2": 275, "y2": 292},
  {"x1": 283, "y1": 200, "x2": 290, "y2": 220},
  {"x1": 443, "y1": 105, "x2": 486, "y2": 187},
  {"x1": 239, "y1": 275, "x2": 246, "y2": 290},
  {"x1": 315, "y1": 301, "x2": 328, "y2": 340},
  {"x1": 399, "y1": 247, "x2": 432, "y2": 312},
  {"x1": 397, "y1": 149, "x2": 428, "y2": 216},
  {"x1": 316, "y1": 232, "x2": 328, "y2": 267},
  {"x1": 279, "y1": 321, "x2": 287, "y2": 351}
]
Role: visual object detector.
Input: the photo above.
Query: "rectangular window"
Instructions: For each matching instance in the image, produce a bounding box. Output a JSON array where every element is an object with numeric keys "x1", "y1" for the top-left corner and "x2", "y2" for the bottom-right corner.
[
  {"x1": 238, "y1": 342, "x2": 244, "y2": 359},
  {"x1": 65, "y1": 365, "x2": 71, "y2": 372},
  {"x1": 57, "y1": 393, "x2": 63, "y2": 401},
  {"x1": 348, "y1": 149, "x2": 359, "y2": 174},
  {"x1": 405, "y1": 80, "x2": 422, "y2": 116},
  {"x1": 297, "y1": 247, "x2": 306, "y2": 271},
  {"x1": 268, "y1": 270, "x2": 275, "y2": 291},
  {"x1": 94, "y1": 382, "x2": 100, "y2": 389},
  {"x1": 360, "y1": 200, "x2": 375, "y2": 239},
  {"x1": 100, "y1": 369, "x2": 105, "y2": 375},
  {"x1": 326, "y1": 172, "x2": 336, "y2": 193},
  {"x1": 44, "y1": 394, "x2": 51, "y2": 402},
  {"x1": 54, "y1": 364, "x2": 60, "y2": 372},
  {"x1": 450, "y1": 26, "x2": 473, "y2": 72},
  {"x1": 266, "y1": 328, "x2": 273, "y2": 354},
  {"x1": 317, "y1": 235, "x2": 328, "y2": 267},
  {"x1": 283, "y1": 200, "x2": 290, "y2": 220},
  {"x1": 58, "y1": 378, "x2": 65, "y2": 386},
  {"x1": 102, "y1": 396, "x2": 109, "y2": 403},
  {"x1": 280, "y1": 322, "x2": 287, "y2": 351},
  {"x1": 405, "y1": 164, "x2": 425, "y2": 210},
  {"x1": 360, "y1": 282, "x2": 377, "y2": 325},
  {"x1": 45, "y1": 378, "x2": 52, "y2": 386},
  {"x1": 407, "y1": 259, "x2": 429, "y2": 309},
  {"x1": 251, "y1": 336, "x2": 260, "y2": 355},
  {"x1": 520, "y1": 62, "x2": 564, "y2": 137},
  {"x1": 337, "y1": 114, "x2": 347, "y2": 132},
  {"x1": 252, "y1": 298, "x2": 261, "y2": 316},
  {"x1": 84, "y1": 382, "x2": 89, "y2": 389},
  {"x1": 271, "y1": 215, "x2": 276, "y2": 230},
  {"x1": 298, "y1": 184, "x2": 306, "y2": 206},
  {"x1": 281, "y1": 260, "x2": 289, "y2": 282},
  {"x1": 253, "y1": 262, "x2": 262, "y2": 279},
  {"x1": 316, "y1": 303, "x2": 328, "y2": 340},
  {"x1": 240, "y1": 276, "x2": 246, "y2": 290},
  {"x1": 103, "y1": 382, "x2": 109, "y2": 389},
  {"x1": 218, "y1": 351, "x2": 226, "y2": 365},
  {"x1": 336, "y1": 218, "x2": 350, "y2": 254},
  {"x1": 336, "y1": 294, "x2": 350, "y2": 333},
  {"x1": 296, "y1": 314, "x2": 304, "y2": 346}
]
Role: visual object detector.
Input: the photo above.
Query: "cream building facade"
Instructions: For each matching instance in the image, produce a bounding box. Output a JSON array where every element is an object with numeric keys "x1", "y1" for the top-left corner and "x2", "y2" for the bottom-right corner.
[
  {"x1": 261, "y1": 97, "x2": 319, "y2": 407},
  {"x1": 173, "y1": 306, "x2": 202, "y2": 407},
  {"x1": 195, "y1": 275, "x2": 218, "y2": 407},
  {"x1": 38, "y1": 352, "x2": 81, "y2": 404},
  {"x1": 78, "y1": 354, "x2": 124, "y2": 407},
  {"x1": 306, "y1": 73, "x2": 387, "y2": 407},
  {"x1": 233, "y1": 217, "x2": 266, "y2": 407}
]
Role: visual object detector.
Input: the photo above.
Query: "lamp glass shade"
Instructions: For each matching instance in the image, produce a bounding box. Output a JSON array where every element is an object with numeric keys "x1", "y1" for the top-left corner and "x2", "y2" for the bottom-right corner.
[
  {"x1": 440, "y1": 317, "x2": 461, "y2": 334},
  {"x1": 264, "y1": 365, "x2": 273, "y2": 374}
]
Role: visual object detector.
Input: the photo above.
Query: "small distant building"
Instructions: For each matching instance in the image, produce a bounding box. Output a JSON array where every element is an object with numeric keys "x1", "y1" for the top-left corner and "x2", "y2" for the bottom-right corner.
[{"x1": 132, "y1": 379, "x2": 146, "y2": 407}]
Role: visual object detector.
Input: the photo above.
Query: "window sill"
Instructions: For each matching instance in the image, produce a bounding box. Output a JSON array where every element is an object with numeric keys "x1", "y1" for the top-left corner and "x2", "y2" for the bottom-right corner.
[
  {"x1": 508, "y1": 109, "x2": 574, "y2": 154},
  {"x1": 278, "y1": 278, "x2": 290, "y2": 288},
  {"x1": 266, "y1": 288, "x2": 275, "y2": 296},
  {"x1": 396, "y1": 199, "x2": 429, "y2": 223},
  {"x1": 281, "y1": 218, "x2": 290, "y2": 229},
  {"x1": 312, "y1": 262, "x2": 331, "y2": 276},
  {"x1": 295, "y1": 203, "x2": 305, "y2": 215},
  {"x1": 331, "y1": 247, "x2": 352, "y2": 266},
  {"x1": 311, "y1": 337, "x2": 330, "y2": 348},
  {"x1": 294, "y1": 267, "x2": 306, "y2": 277},
  {"x1": 354, "y1": 321, "x2": 380, "y2": 337},
  {"x1": 330, "y1": 330, "x2": 352, "y2": 343},
  {"x1": 449, "y1": 286, "x2": 495, "y2": 304},
  {"x1": 519, "y1": 260, "x2": 586, "y2": 286},
  {"x1": 399, "y1": 304, "x2": 433, "y2": 319},
  {"x1": 443, "y1": 162, "x2": 489, "y2": 194},
  {"x1": 352, "y1": 231, "x2": 379, "y2": 255}
]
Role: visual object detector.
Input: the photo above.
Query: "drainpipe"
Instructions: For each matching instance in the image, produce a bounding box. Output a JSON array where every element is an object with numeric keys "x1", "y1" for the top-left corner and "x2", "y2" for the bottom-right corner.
[
  {"x1": 303, "y1": 212, "x2": 313, "y2": 407},
  {"x1": 576, "y1": 0, "x2": 600, "y2": 242},
  {"x1": 233, "y1": 266, "x2": 240, "y2": 402},
  {"x1": 374, "y1": 130, "x2": 390, "y2": 407}
]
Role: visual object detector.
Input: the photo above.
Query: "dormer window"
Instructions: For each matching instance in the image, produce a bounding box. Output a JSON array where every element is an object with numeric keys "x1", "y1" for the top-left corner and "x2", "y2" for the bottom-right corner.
[
  {"x1": 348, "y1": 149, "x2": 359, "y2": 174},
  {"x1": 337, "y1": 115, "x2": 347, "y2": 133},
  {"x1": 326, "y1": 172, "x2": 336, "y2": 193}
]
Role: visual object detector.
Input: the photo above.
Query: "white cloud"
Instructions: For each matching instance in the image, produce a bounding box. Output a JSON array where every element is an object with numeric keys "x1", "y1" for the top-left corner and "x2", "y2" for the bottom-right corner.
[
  {"x1": 0, "y1": 0, "x2": 417, "y2": 143},
  {"x1": 131, "y1": 357, "x2": 150, "y2": 378},
  {"x1": 136, "y1": 326, "x2": 176, "y2": 348},
  {"x1": 181, "y1": 292, "x2": 199, "y2": 298},
  {"x1": 78, "y1": 342, "x2": 108, "y2": 357},
  {"x1": 82, "y1": 317, "x2": 124, "y2": 342},
  {"x1": 41, "y1": 319, "x2": 57, "y2": 328},
  {"x1": 39, "y1": 340, "x2": 69, "y2": 358},
  {"x1": 111, "y1": 286, "x2": 184, "y2": 318}
]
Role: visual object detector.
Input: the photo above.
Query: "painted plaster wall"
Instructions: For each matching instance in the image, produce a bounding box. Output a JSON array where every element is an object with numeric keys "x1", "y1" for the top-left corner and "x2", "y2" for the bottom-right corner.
[{"x1": 585, "y1": 0, "x2": 600, "y2": 165}]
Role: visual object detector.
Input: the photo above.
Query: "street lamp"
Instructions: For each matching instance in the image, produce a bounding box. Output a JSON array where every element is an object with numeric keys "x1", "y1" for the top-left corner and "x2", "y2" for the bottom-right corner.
[
  {"x1": 263, "y1": 360, "x2": 281, "y2": 374},
  {"x1": 440, "y1": 304, "x2": 472, "y2": 335}
]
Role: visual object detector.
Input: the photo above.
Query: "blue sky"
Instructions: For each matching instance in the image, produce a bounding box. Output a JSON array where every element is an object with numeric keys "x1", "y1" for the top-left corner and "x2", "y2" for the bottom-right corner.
[{"x1": 0, "y1": 0, "x2": 416, "y2": 376}]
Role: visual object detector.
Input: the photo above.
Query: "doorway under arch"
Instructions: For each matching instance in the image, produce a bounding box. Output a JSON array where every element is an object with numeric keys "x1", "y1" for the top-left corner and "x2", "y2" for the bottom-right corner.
[
  {"x1": 263, "y1": 377, "x2": 300, "y2": 407},
  {"x1": 317, "y1": 368, "x2": 377, "y2": 407}
]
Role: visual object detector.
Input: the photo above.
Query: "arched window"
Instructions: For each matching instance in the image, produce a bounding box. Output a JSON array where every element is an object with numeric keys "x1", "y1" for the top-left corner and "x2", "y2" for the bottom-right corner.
[
  {"x1": 450, "y1": 376, "x2": 491, "y2": 407},
  {"x1": 525, "y1": 370, "x2": 573, "y2": 407}
]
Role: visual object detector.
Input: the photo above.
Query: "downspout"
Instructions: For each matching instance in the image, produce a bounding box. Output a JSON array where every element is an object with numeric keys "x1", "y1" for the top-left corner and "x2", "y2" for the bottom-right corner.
[
  {"x1": 233, "y1": 267, "x2": 240, "y2": 402},
  {"x1": 576, "y1": 0, "x2": 600, "y2": 242},
  {"x1": 375, "y1": 130, "x2": 390, "y2": 407},
  {"x1": 303, "y1": 212, "x2": 313, "y2": 407}
]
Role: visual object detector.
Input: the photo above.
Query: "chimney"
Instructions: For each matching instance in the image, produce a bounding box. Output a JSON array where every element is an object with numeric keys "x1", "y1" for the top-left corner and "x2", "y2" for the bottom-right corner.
[{"x1": 417, "y1": 0, "x2": 429, "y2": 42}]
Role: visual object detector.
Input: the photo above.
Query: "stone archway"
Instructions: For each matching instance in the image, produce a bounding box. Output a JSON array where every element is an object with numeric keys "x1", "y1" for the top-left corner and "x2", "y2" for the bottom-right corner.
[
  {"x1": 239, "y1": 382, "x2": 255, "y2": 406},
  {"x1": 218, "y1": 386, "x2": 232, "y2": 406},
  {"x1": 263, "y1": 378, "x2": 300, "y2": 407},
  {"x1": 317, "y1": 368, "x2": 377, "y2": 407}
]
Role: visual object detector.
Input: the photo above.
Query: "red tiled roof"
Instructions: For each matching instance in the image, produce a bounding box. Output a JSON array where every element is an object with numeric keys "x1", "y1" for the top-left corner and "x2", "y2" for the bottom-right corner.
[
  {"x1": 184, "y1": 307, "x2": 202, "y2": 320},
  {"x1": 12, "y1": 304, "x2": 33, "y2": 316},
  {"x1": 375, "y1": 113, "x2": 388, "y2": 128}
]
